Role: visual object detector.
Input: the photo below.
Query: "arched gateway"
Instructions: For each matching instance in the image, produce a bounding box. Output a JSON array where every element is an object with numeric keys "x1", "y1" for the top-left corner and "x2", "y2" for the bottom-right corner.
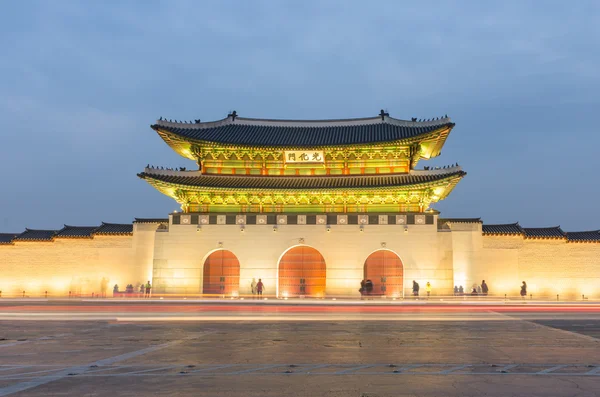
[
  {"x1": 363, "y1": 250, "x2": 404, "y2": 297},
  {"x1": 278, "y1": 246, "x2": 326, "y2": 297},
  {"x1": 202, "y1": 249, "x2": 240, "y2": 296}
]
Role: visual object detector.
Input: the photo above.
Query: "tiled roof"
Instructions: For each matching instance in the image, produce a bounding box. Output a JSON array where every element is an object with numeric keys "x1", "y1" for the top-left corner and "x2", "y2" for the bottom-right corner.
[
  {"x1": 134, "y1": 218, "x2": 169, "y2": 224},
  {"x1": 482, "y1": 223, "x2": 523, "y2": 235},
  {"x1": 522, "y1": 226, "x2": 565, "y2": 239},
  {"x1": 94, "y1": 222, "x2": 133, "y2": 235},
  {"x1": 0, "y1": 233, "x2": 18, "y2": 245},
  {"x1": 138, "y1": 168, "x2": 466, "y2": 191},
  {"x1": 55, "y1": 225, "x2": 98, "y2": 238},
  {"x1": 14, "y1": 229, "x2": 56, "y2": 242},
  {"x1": 152, "y1": 113, "x2": 454, "y2": 147},
  {"x1": 566, "y1": 230, "x2": 600, "y2": 242},
  {"x1": 440, "y1": 218, "x2": 482, "y2": 223}
]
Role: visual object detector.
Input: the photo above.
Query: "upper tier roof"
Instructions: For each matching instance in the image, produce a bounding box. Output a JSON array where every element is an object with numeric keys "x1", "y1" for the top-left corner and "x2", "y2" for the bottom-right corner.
[
  {"x1": 138, "y1": 167, "x2": 466, "y2": 191},
  {"x1": 152, "y1": 112, "x2": 454, "y2": 149}
]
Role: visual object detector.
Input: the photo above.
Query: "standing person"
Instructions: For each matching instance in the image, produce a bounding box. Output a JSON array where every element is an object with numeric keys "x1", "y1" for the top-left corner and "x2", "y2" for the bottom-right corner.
[
  {"x1": 412, "y1": 280, "x2": 420, "y2": 297},
  {"x1": 145, "y1": 280, "x2": 152, "y2": 298},
  {"x1": 426, "y1": 282, "x2": 432, "y2": 298},
  {"x1": 100, "y1": 277, "x2": 108, "y2": 298},
  {"x1": 481, "y1": 280, "x2": 489, "y2": 296},
  {"x1": 359, "y1": 280, "x2": 366, "y2": 299},
  {"x1": 453, "y1": 286, "x2": 458, "y2": 296},
  {"x1": 256, "y1": 278, "x2": 264, "y2": 297},
  {"x1": 458, "y1": 285, "x2": 464, "y2": 295},
  {"x1": 365, "y1": 279, "x2": 374, "y2": 296},
  {"x1": 520, "y1": 281, "x2": 527, "y2": 299},
  {"x1": 251, "y1": 278, "x2": 257, "y2": 299}
]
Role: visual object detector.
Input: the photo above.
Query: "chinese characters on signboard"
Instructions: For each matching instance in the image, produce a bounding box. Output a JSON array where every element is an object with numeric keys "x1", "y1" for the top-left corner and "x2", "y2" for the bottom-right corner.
[{"x1": 284, "y1": 151, "x2": 325, "y2": 164}]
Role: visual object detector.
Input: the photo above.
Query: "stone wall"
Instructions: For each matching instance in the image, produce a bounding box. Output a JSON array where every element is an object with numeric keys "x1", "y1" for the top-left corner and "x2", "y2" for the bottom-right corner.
[
  {"x1": 0, "y1": 224, "x2": 156, "y2": 297},
  {"x1": 152, "y1": 216, "x2": 456, "y2": 297},
  {"x1": 473, "y1": 236, "x2": 600, "y2": 299}
]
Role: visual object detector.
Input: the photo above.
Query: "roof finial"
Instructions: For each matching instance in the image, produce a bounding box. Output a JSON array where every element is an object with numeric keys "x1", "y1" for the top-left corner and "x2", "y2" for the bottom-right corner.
[
  {"x1": 379, "y1": 109, "x2": 389, "y2": 120},
  {"x1": 159, "y1": 117, "x2": 162, "y2": 121},
  {"x1": 228, "y1": 110, "x2": 238, "y2": 121},
  {"x1": 411, "y1": 117, "x2": 417, "y2": 122},
  {"x1": 195, "y1": 119, "x2": 201, "y2": 124}
]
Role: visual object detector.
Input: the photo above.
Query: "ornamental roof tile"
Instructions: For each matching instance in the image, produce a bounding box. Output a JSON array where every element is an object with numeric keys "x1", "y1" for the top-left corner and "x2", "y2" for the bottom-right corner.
[
  {"x1": 439, "y1": 218, "x2": 482, "y2": 223},
  {"x1": 152, "y1": 113, "x2": 454, "y2": 147},
  {"x1": 566, "y1": 230, "x2": 600, "y2": 242},
  {"x1": 133, "y1": 218, "x2": 169, "y2": 224},
  {"x1": 138, "y1": 167, "x2": 465, "y2": 191},
  {"x1": 14, "y1": 229, "x2": 56, "y2": 241},
  {"x1": 0, "y1": 233, "x2": 18, "y2": 245},
  {"x1": 55, "y1": 225, "x2": 98, "y2": 238},
  {"x1": 94, "y1": 222, "x2": 133, "y2": 235},
  {"x1": 522, "y1": 226, "x2": 565, "y2": 239},
  {"x1": 482, "y1": 223, "x2": 523, "y2": 235}
]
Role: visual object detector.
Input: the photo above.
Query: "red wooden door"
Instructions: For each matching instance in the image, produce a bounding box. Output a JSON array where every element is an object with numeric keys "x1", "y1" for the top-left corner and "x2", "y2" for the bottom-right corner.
[
  {"x1": 363, "y1": 250, "x2": 403, "y2": 296},
  {"x1": 203, "y1": 250, "x2": 240, "y2": 296},
  {"x1": 278, "y1": 246, "x2": 326, "y2": 297}
]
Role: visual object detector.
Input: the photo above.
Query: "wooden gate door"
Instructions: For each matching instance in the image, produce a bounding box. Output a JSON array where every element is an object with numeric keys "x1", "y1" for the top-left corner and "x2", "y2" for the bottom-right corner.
[
  {"x1": 278, "y1": 246, "x2": 326, "y2": 297},
  {"x1": 363, "y1": 250, "x2": 403, "y2": 296},
  {"x1": 203, "y1": 250, "x2": 240, "y2": 296}
]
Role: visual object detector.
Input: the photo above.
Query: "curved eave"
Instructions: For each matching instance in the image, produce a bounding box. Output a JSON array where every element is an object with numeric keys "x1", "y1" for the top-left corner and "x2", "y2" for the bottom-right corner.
[
  {"x1": 138, "y1": 171, "x2": 466, "y2": 197},
  {"x1": 152, "y1": 123, "x2": 454, "y2": 161},
  {"x1": 482, "y1": 233, "x2": 523, "y2": 237}
]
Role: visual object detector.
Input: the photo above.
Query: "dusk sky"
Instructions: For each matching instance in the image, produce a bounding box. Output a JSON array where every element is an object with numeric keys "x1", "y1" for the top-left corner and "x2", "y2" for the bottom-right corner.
[{"x1": 1, "y1": 0, "x2": 599, "y2": 232}]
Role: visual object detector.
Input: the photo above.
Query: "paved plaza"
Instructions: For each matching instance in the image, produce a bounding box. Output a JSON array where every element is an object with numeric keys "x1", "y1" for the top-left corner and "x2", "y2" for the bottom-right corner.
[{"x1": 0, "y1": 302, "x2": 600, "y2": 396}]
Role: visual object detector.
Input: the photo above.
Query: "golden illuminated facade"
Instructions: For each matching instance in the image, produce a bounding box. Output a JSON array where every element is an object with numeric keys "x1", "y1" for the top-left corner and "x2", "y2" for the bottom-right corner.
[
  {"x1": 139, "y1": 110, "x2": 464, "y2": 213},
  {"x1": 2, "y1": 110, "x2": 599, "y2": 300}
]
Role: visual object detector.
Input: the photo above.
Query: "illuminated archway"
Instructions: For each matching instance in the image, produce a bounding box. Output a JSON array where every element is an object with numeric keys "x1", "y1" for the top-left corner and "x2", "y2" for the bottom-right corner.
[
  {"x1": 363, "y1": 250, "x2": 404, "y2": 297},
  {"x1": 202, "y1": 249, "x2": 240, "y2": 296},
  {"x1": 278, "y1": 246, "x2": 326, "y2": 297}
]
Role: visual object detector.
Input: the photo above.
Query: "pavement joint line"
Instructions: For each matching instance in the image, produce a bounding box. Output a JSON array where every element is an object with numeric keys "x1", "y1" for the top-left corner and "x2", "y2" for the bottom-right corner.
[
  {"x1": 585, "y1": 366, "x2": 600, "y2": 375},
  {"x1": 0, "y1": 342, "x2": 30, "y2": 348},
  {"x1": 113, "y1": 365, "x2": 181, "y2": 376},
  {"x1": 333, "y1": 365, "x2": 376, "y2": 374},
  {"x1": 439, "y1": 364, "x2": 471, "y2": 374},
  {"x1": 0, "y1": 368, "x2": 70, "y2": 380},
  {"x1": 537, "y1": 365, "x2": 569, "y2": 374},
  {"x1": 1, "y1": 364, "x2": 600, "y2": 378},
  {"x1": 226, "y1": 364, "x2": 283, "y2": 375},
  {"x1": 0, "y1": 333, "x2": 204, "y2": 396},
  {"x1": 188, "y1": 364, "x2": 238, "y2": 373}
]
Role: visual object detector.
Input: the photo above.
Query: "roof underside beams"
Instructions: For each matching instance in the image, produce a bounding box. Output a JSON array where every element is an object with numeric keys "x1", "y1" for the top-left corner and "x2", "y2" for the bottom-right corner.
[
  {"x1": 154, "y1": 125, "x2": 453, "y2": 162},
  {"x1": 138, "y1": 170, "x2": 465, "y2": 210}
]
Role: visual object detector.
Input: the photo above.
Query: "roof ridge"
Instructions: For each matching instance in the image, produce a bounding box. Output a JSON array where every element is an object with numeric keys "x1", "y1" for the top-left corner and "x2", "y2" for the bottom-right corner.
[
  {"x1": 154, "y1": 113, "x2": 452, "y2": 129},
  {"x1": 523, "y1": 225, "x2": 562, "y2": 229}
]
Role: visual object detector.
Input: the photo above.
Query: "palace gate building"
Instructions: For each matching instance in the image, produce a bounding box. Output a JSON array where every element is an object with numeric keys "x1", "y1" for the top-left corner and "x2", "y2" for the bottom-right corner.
[{"x1": 1, "y1": 111, "x2": 599, "y2": 298}]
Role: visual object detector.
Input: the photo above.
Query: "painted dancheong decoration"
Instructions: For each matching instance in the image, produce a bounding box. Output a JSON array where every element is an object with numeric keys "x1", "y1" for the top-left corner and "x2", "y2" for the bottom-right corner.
[{"x1": 140, "y1": 110, "x2": 464, "y2": 213}]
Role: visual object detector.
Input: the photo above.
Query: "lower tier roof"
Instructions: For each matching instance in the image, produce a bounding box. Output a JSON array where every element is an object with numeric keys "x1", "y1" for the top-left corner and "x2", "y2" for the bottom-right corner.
[{"x1": 138, "y1": 167, "x2": 466, "y2": 191}]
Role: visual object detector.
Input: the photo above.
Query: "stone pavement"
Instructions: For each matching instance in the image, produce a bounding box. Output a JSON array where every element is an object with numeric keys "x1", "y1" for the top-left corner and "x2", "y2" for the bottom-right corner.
[{"x1": 0, "y1": 308, "x2": 600, "y2": 396}]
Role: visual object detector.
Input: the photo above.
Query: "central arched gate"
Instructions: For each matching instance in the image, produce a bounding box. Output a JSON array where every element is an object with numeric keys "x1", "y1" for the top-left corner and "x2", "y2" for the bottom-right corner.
[{"x1": 278, "y1": 246, "x2": 326, "y2": 297}]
